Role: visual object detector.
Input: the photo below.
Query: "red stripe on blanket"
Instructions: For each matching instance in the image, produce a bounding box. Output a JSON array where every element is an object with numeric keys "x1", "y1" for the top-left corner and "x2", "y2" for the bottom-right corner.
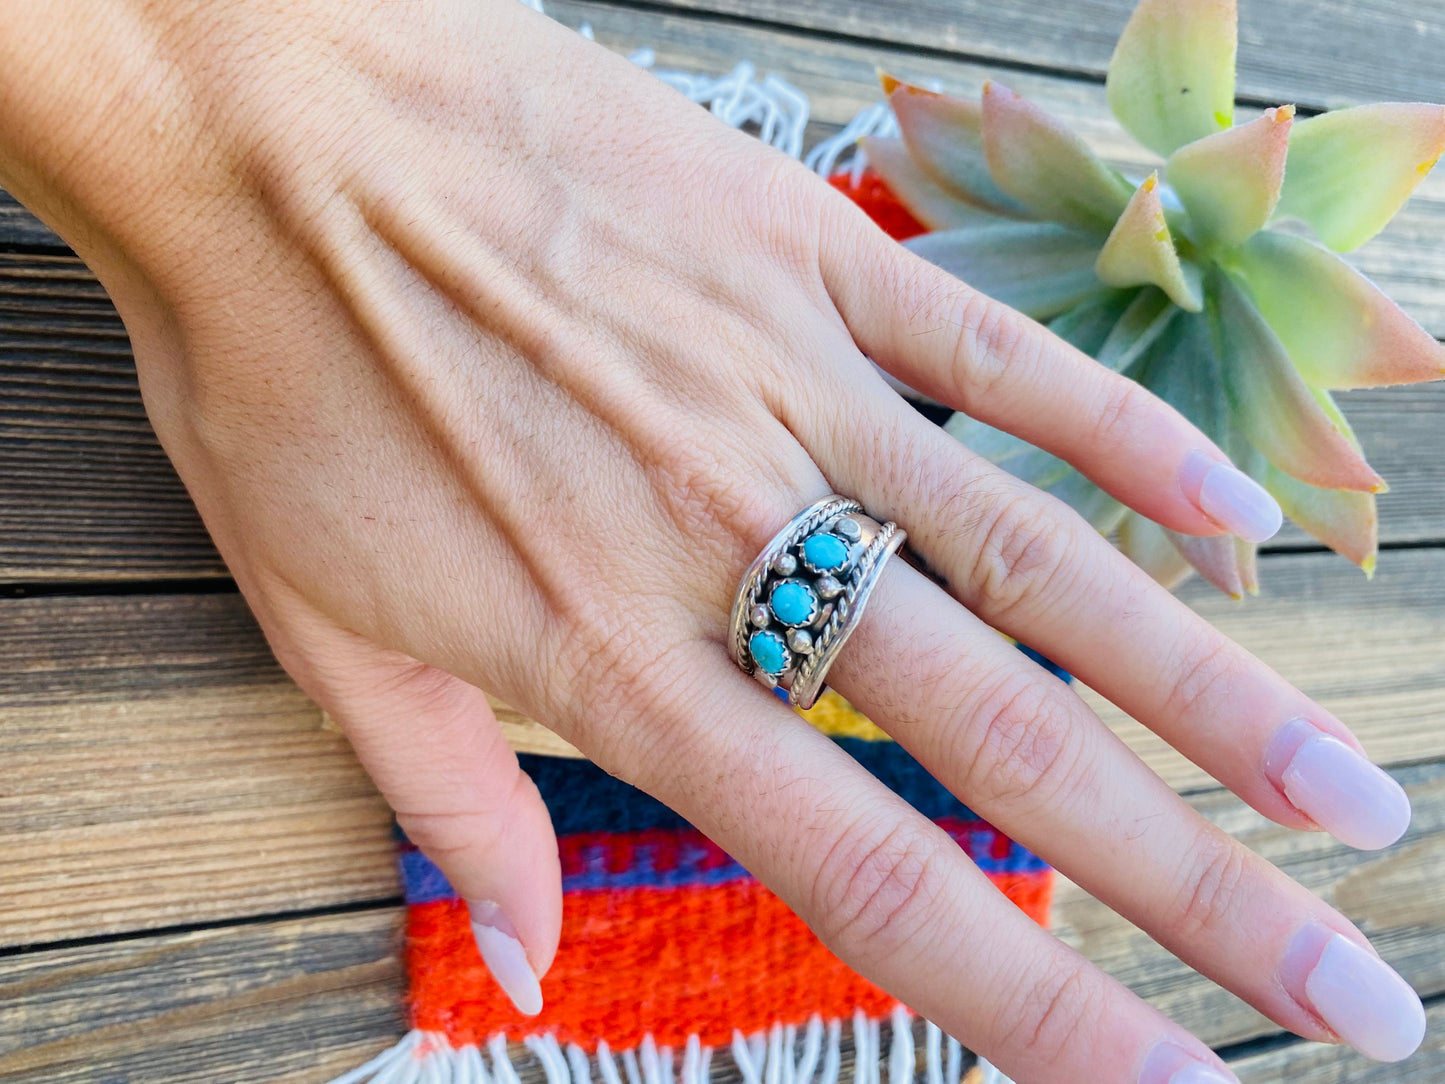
[{"x1": 407, "y1": 871, "x2": 1051, "y2": 1049}]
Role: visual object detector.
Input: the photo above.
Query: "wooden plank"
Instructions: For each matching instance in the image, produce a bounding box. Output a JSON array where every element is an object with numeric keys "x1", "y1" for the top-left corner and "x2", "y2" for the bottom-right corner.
[
  {"x1": 1, "y1": 545, "x2": 1441, "y2": 945},
  {"x1": 633, "y1": 0, "x2": 1445, "y2": 114},
  {"x1": 0, "y1": 763, "x2": 1440, "y2": 1081},
  {"x1": 0, "y1": 192, "x2": 63, "y2": 250},
  {"x1": 0, "y1": 252, "x2": 224, "y2": 579},
  {"x1": 1230, "y1": 1000, "x2": 1445, "y2": 1083},
  {"x1": 0, "y1": 909, "x2": 406, "y2": 1084}
]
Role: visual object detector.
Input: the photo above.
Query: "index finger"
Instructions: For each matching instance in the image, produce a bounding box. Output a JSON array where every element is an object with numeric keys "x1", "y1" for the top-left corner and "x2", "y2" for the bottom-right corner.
[{"x1": 818, "y1": 202, "x2": 1289, "y2": 546}]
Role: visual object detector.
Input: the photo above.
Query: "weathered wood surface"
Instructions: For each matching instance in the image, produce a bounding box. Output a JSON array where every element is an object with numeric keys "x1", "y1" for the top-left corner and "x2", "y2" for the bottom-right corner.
[
  {"x1": 636, "y1": 0, "x2": 1445, "y2": 114},
  {"x1": 2, "y1": 546, "x2": 1441, "y2": 946},
  {"x1": 3, "y1": 2, "x2": 1443, "y2": 581},
  {"x1": 0, "y1": 762, "x2": 1441, "y2": 1082},
  {"x1": 0, "y1": 909, "x2": 407, "y2": 1084}
]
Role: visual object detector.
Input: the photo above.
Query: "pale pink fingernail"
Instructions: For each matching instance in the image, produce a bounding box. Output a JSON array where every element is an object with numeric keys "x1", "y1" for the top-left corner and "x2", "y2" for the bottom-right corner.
[
  {"x1": 1138, "y1": 1042, "x2": 1239, "y2": 1084},
  {"x1": 468, "y1": 899, "x2": 544, "y2": 1015},
  {"x1": 1281, "y1": 924, "x2": 1426, "y2": 1062},
  {"x1": 1180, "y1": 450, "x2": 1282, "y2": 543},
  {"x1": 1264, "y1": 718, "x2": 1411, "y2": 850}
]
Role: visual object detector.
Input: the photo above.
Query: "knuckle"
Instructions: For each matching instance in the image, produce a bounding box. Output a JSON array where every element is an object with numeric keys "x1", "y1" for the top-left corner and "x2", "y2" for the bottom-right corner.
[
  {"x1": 723, "y1": 154, "x2": 828, "y2": 274},
  {"x1": 1000, "y1": 958, "x2": 1103, "y2": 1056},
  {"x1": 553, "y1": 612, "x2": 699, "y2": 734},
  {"x1": 954, "y1": 672, "x2": 1084, "y2": 810},
  {"x1": 965, "y1": 489, "x2": 1078, "y2": 620},
  {"x1": 809, "y1": 822, "x2": 951, "y2": 962},
  {"x1": 1088, "y1": 375, "x2": 1146, "y2": 445},
  {"x1": 943, "y1": 288, "x2": 1036, "y2": 410},
  {"x1": 647, "y1": 436, "x2": 795, "y2": 564},
  {"x1": 1167, "y1": 829, "x2": 1252, "y2": 942},
  {"x1": 1162, "y1": 638, "x2": 1241, "y2": 722}
]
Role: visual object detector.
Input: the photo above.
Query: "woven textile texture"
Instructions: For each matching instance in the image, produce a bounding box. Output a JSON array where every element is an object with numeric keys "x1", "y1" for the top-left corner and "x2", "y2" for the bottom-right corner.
[{"x1": 326, "y1": 675, "x2": 1059, "y2": 1084}]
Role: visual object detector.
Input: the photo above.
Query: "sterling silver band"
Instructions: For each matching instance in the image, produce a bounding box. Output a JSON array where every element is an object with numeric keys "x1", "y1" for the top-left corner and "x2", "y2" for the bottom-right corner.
[{"x1": 730, "y1": 494, "x2": 906, "y2": 710}]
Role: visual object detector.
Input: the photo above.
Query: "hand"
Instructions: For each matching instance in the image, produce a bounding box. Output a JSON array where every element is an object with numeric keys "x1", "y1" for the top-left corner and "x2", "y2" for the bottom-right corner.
[{"x1": 0, "y1": 1, "x2": 1424, "y2": 1079}]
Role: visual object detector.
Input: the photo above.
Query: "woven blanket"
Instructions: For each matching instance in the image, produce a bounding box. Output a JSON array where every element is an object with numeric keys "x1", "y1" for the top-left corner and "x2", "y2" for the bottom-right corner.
[{"x1": 326, "y1": 678, "x2": 1057, "y2": 1084}]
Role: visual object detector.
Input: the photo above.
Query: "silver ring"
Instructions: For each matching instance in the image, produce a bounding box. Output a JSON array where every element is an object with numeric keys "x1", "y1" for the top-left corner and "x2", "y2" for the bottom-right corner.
[{"x1": 730, "y1": 494, "x2": 906, "y2": 709}]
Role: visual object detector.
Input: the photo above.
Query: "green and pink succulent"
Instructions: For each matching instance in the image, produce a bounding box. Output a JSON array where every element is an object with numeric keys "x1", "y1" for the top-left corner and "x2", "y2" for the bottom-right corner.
[{"x1": 865, "y1": 0, "x2": 1445, "y2": 596}]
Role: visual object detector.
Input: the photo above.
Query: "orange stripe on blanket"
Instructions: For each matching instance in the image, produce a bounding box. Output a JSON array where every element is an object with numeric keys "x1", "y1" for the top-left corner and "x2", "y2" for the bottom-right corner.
[{"x1": 408, "y1": 872, "x2": 1051, "y2": 1050}]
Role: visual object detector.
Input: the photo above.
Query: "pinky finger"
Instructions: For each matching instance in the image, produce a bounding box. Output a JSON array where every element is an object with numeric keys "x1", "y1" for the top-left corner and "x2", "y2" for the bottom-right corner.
[{"x1": 252, "y1": 598, "x2": 562, "y2": 1016}]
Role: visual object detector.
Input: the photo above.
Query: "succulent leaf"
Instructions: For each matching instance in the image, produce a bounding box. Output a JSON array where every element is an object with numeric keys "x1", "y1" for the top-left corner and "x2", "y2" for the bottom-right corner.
[
  {"x1": 1166, "y1": 531, "x2": 1246, "y2": 598},
  {"x1": 905, "y1": 220, "x2": 1107, "y2": 320},
  {"x1": 946, "y1": 413, "x2": 1128, "y2": 535},
  {"x1": 1097, "y1": 287, "x2": 1179, "y2": 372},
  {"x1": 1095, "y1": 174, "x2": 1204, "y2": 310},
  {"x1": 1166, "y1": 105, "x2": 1294, "y2": 248},
  {"x1": 1234, "y1": 536, "x2": 1261, "y2": 596},
  {"x1": 880, "y1": 75, "x2": 1032, "y2": 217},
  {"x1": 1118, "y1": 513, "x2": 1195, "y2": 589},
  {"x1": 943, "y1": 412, "x2": 1073, "y2": 490},
  {"x1": 1106, "y1": 0, "x2": 1238, "y2": 156},
  {"x1": 1264, "y1": 466, "x2": 1378, "y2": 573},
  {"x1": 1046, "y1": 290, "x2": 1139, "y2": 355},
  {"x1": 1211, "y1": 269, "x2": 1385, "y2": 492},
  {"x1": 1048, "y1": 471, "x2": 1129, "y2": 535},
  {"x1": 980, "y1": 82, "x2": 1135, "y2": 232},
  {"x1": 1233, "y1": 230, "x2": 1445, "y2": 389},
  {"x1": 1133, "y1": 308, "x2": 1229, "y2": 442},
  {"x1": 1276, "y1": 103, "x2": 1445, "y2": 252},
  {"x1": 860, "y1": 137, "x2": 1011, "y2": 231}
]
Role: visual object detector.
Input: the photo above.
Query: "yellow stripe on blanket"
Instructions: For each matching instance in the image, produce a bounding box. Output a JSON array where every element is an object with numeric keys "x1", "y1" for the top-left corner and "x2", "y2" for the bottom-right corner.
[{"x1": 796, "y1": 688, "x2": 891, "y2": 742}]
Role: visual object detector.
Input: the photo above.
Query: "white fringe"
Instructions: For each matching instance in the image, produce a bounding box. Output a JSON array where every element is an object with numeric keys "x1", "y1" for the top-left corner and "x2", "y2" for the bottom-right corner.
[
  {"x1": 322, "y1": 1015, "x2": 1014, "y2": 1084},
  {"x1": 519, "y1": 0, "x2": 894, "y2": 176}
]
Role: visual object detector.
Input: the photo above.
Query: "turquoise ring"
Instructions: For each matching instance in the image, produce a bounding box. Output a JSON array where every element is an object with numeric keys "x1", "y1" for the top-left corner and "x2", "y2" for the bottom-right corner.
[{"x1": 730, "y1": 494, "x2": 906, "y2": 709}]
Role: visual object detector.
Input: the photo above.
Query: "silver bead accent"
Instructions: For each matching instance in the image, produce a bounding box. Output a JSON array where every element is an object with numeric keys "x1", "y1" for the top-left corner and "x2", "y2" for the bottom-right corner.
[
  {"x1": 749, "y1": 604, "x2": 771, "y2": 628},
  {"x1": 815, "y1": 574, "x2": 844, "y2": 600},
  {"x1": 834, "y1": 517, "x2": 862, "y2": 542},
  {"x1": 771, "y1": 552, "x2": 798, "y2": 576},
  {"x1": 787, "y1": 628, "x2": 814, "y2": 654}
]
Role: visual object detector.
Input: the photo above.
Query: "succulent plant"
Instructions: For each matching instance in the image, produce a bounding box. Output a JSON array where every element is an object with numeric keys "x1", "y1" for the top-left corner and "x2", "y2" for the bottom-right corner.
[{"x1": 863, "y1": 0, "x2": 1445, "y2": 596}]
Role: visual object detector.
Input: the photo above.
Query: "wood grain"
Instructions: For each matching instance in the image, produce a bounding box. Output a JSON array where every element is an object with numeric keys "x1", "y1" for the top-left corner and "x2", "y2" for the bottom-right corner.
[
  {"x1": 633, "y1": 0, "x2": 1445, "y2": 114},
  {"x1": 1, "y1": 546, "x2": 1441, "y2": 946},
  {"x1": 1232, "y1": 1000, "x2": 1445, "y2": 1084},
  {"x1": 0, "y1": 763, "x2": 1440, "y2": 1082},
  {"x1": 0, "y1": 909, "x2": 406, "y2": 1084}
]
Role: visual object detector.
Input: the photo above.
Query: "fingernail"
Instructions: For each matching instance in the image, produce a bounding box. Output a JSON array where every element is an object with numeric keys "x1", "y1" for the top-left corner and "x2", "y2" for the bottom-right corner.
[
  {"x1": 1138, "y1": 1042, "x2": 1239, "y2": 1084},
  {"x1": 468, "y1": 899, "x2": 544, "y2": 1016},
  {"x1": 1264, "y1": 718, "x2": 1411, "y2": 850},
  {"x1": 1181, "y1": 450, "x2": 1282, "y2": 543},
  {"x1": 1281, "y1": 924, "x2": 1426, "y2": 1062}
]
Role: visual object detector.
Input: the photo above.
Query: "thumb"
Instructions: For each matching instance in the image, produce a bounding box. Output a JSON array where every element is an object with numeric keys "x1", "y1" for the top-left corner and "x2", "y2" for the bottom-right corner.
[{"x1": 255, "y1": 601, "x2": 562, "y2": 1016}]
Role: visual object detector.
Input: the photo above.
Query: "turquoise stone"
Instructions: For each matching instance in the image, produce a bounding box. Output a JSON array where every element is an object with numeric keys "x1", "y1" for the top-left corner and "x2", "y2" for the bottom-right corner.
[
  {"x1": 749, "y1": 629, "x2": 789, "y2": 674},
  {"x1": 801, "y1": 532, "x2": 849, "y2": 573},
  {"x1": 770, "y1": 579, "x2": 818, "y2": 627}
]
